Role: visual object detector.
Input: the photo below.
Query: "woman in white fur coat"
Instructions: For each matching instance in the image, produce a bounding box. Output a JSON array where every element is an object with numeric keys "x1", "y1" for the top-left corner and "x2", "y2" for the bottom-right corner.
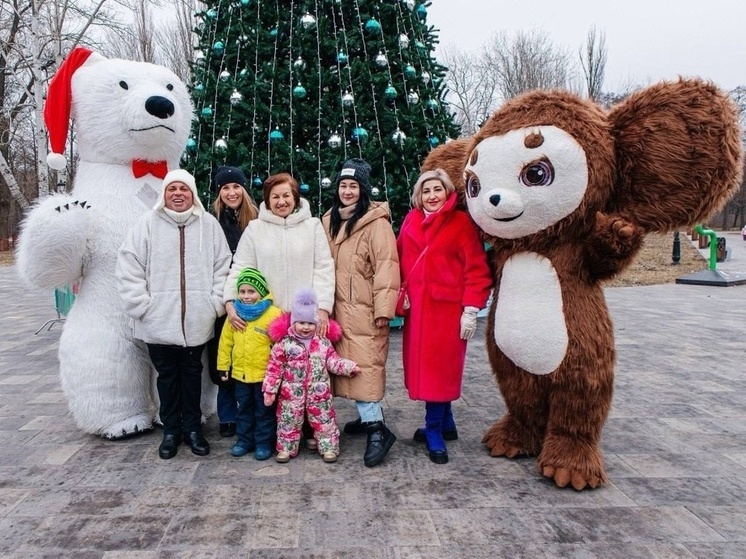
[
  {"x1": 224, "y1": 173, "x2": 335, "y2": 336},
  {"x1": 116, "y1": 169, "x2": 231, "y2": 459}
]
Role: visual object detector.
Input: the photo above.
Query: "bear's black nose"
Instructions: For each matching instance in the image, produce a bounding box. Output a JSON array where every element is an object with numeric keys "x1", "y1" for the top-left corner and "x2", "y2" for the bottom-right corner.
[
  {"x1": 489, "y1": 194, "x2": 501, "y2": 206},
  {"x1": 145, "y1": 96, "x2": 175, "y2": 119}
]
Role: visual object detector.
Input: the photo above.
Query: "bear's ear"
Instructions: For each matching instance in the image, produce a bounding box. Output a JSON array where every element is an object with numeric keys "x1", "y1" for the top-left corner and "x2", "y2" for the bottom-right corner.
[
  {"x1": 421, "y1": 138, "x2": 472, "y2": 208},
  {"x1": 608, "y1": 78, "x2": 743, "y2": 232}
]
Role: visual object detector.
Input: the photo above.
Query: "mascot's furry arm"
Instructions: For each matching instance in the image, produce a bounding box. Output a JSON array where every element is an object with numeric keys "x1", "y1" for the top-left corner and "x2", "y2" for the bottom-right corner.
[{"x1": 16, "y1": 195, "x2": 92, "y2": 289}]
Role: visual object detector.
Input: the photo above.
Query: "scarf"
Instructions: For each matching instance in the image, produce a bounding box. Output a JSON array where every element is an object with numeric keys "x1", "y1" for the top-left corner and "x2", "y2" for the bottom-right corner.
[
  {"x1": 234, "y1": 298, "x2": 272, "y2": 322},
  {"x1": 338, "y1": 205, "x2": 355, "y2": 220},
  {"x1": 163, "y1": 206, "x2": 194, "y2": 223}
]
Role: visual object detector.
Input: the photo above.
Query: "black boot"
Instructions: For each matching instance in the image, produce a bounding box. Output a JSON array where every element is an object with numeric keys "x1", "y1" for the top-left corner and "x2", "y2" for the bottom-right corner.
[
  {"x1": 184, "y1": 431, "x2": 210, "y2": 456},
  {"x1": 343, "y1": 417, "x2": 366, "y2": 435},
  {"x1": 158, "y1": 433, "x2": 181, "y2": 460},
  {"x1": 362, "y1": 421, "x2": 396, "y2": 467}
]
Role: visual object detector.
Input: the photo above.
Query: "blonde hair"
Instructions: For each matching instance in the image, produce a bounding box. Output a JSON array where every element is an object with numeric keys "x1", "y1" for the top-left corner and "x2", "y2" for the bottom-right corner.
[
  {"x1": 411, "y1": 168, "x2": 456, "y2": 209},
  {"x1": 212, "y1": 189, "x2": 258, "y2": 231}
]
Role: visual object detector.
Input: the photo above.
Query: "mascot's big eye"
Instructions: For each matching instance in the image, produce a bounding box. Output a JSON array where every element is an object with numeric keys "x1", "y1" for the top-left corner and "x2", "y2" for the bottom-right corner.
[
  {"x1": 465, "y1": 172, "x2": 481, "y2": 198},
  {"x1": 520, "y1": 158, "x2": 554, "y2": 187},
  {"x1": 166, "y1": 84, "x2": 174, "y2": 91},
  {"x1": 119, "y1": 81, "x2": 129, "y2": 90}
]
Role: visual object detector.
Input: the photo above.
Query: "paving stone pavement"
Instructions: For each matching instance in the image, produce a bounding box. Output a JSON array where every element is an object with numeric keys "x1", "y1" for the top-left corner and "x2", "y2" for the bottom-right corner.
[{"x1": 1, "y1": 233, "x2": 745, "y2": 558}]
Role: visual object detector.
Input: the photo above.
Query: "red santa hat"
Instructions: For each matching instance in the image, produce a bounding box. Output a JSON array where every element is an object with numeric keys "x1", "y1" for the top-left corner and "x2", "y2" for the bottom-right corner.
[{"x1": 44, "y1": 47, "x2": 96, "y2": 170}]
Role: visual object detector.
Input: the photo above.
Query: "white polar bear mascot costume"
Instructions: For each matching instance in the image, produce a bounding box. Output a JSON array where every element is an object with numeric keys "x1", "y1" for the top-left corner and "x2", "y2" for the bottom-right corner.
[{"x1": 16, "y1": 47, "x2": 216, "y2": 439}]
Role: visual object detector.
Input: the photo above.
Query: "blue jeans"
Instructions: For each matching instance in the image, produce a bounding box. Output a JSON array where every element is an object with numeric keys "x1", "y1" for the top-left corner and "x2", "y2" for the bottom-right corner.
[
  {"x1": 217, "y1": 381, "x2": 237, "y2": 424},
  {"x1": 234, "y1": 381, "x2": 276, "y2": 449},
  {"x1": 356, "y1": 401, "x2": 383, "y2": 423}
]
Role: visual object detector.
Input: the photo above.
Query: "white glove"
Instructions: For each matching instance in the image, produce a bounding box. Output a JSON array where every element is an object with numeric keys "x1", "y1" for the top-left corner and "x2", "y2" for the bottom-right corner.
[{"x1": 459, "y1": 306, "x2": 479, "y2": 340}]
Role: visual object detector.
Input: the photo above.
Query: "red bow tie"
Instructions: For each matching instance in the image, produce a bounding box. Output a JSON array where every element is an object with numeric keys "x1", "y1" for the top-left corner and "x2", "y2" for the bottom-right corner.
[{"x1": 132, "y1": 159, "x2": 168, "y2": 179}]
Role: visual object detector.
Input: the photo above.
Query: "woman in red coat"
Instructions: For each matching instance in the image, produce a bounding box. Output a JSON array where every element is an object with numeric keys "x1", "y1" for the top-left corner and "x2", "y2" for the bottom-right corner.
[{"x1": 397, "y1": 168, "x2": 492, "y2": 464}]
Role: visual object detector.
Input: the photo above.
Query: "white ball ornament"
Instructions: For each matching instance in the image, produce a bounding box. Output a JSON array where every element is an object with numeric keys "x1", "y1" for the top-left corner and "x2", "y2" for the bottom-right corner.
[
  {"x1": 391, "y1": 128, "x2": 407, "y2": 146},
  {"x1": 399, "y1": 33, "x2": 410, "y2": 49},
  {"x1": 371, "y1": 186, "x2": 380, "y2": 197},
  {"x1": 328, "y1": 133, "x2": 342, "y2": 149},
  {"x1": 407, "y1": 91, "x2": 420, "y2": 105},
  {"x1": 219, "y1": 70, "x2": 231, "y2": 81},
  {"x1": 300, "y1": 12, "x2": 317, "y2": 29},
  {"x1": 321, "y1": 177, "x2": 332, "y2": 188},
  {"x1": 342, "y1": 91, "x2": 354, "y2": 107},
  {"x1": 214, "y1": 137, "x2": 228, "y2": 151},
  {"x1": 230, "y1": 89, "x2": 243, "y2": 105},
  {"x1": 375, "y1": 52, "x2": 388, "y2": 68}
]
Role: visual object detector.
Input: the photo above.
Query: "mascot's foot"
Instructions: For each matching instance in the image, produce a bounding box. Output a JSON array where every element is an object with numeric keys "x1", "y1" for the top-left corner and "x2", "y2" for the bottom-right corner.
[
  {"x1": 537, "y1": 439, "x2": 607, "y2": 490},
  {"x1": 102, "y1": 414, "x2": 154, "y2": 440},
  {"x1": 482, "y1": 416, "x2": 540, "y2": 458},
  {"x1": 540, "y1": 465, "x2": 604, "y2": 491}
]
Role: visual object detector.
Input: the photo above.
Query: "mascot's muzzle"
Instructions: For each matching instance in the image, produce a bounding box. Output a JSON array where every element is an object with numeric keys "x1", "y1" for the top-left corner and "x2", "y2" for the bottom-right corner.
[{"x1": 482, "y1": 188, "x2": 524, "y2": 222}]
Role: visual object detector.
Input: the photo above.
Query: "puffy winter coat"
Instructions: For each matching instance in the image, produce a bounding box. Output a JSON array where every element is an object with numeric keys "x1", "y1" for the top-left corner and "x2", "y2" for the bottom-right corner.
[
  {"x1": 322, "y1": 202, "x2": 400, "y2": 402},
  {"x1": 116, "y1": 210, "x2": 231, "y2": 347},
  {"x1": 397, "y1": 194, "x2": 492, "y2": 401},
  {"x1": 263, "y1": 314, "x2": 358, "y2": 411},
  {"x1": 217, "y1": 303, "x2": 283, "y2": 383},
  {"x1": 224, "y1": 199, "x2": 335, "y2": 313}
]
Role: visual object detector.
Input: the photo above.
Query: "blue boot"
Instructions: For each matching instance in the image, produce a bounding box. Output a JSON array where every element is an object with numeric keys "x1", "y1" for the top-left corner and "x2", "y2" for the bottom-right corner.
[
  {"x1": 413, "y1": 401, "x2": 458, "y2": 443},
  {"x1": 441, "y1": 402, "x2": 459, "y2": 440},
  {"x1": 424, "y1": 402, "x2": 448, "y2": 464}
]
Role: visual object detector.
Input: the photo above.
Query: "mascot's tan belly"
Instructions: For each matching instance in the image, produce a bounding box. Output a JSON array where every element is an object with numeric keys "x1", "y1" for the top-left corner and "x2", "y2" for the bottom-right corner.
[{"x1": 493, "y1": 252, "x2": 568, "y2": 375}]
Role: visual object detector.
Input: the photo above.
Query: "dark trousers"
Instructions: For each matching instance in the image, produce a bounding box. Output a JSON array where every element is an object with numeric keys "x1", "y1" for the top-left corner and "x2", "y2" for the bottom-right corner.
[
  {"x1": 235, "y1": 381, "x2": 276, "y2": 449},
  {"x1": 147, "y1": 344, "x2": 205, "y2": 436},
  {"x1": 206, "y1": 314, "x2": 238, "y2": 424}
]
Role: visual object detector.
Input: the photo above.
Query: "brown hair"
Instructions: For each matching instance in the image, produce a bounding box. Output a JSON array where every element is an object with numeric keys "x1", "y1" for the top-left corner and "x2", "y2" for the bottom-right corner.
[
  {"x1": 262, "y1": 173, "x2": 301, "y2": 210},
  {"x1": 212, "y1": 189, "x2": 258, "y2": 231},
  {"x1": 411, "y1": 168, "x2": 456, "y2": 209}
]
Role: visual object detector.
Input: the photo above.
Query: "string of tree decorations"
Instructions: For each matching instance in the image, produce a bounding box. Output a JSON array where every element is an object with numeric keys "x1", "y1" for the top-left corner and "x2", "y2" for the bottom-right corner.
[{"x1": 187, "y1": 0, "x2": 460, "y2": 227}]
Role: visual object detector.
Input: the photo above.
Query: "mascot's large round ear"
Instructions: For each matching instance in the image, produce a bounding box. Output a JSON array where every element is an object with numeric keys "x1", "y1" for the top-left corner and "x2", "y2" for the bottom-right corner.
[
  {"x1": 421, "y1": 138, "x2": 472, "y2": 208},
  {"x1": 608, "y1": 78, "x2": 743, "y2": 232}
]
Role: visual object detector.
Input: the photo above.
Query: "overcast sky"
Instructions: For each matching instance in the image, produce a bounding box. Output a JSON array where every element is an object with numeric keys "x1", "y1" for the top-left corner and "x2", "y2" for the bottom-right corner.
[{"x1": 426, "y1": 0, "x2": 745, "y2": 93}]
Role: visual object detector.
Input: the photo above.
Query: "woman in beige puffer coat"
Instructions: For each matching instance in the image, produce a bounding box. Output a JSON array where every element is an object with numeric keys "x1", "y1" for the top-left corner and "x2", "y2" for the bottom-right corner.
[{"x1": 322, "y1": 158, "x2": 400, "y2": 468}]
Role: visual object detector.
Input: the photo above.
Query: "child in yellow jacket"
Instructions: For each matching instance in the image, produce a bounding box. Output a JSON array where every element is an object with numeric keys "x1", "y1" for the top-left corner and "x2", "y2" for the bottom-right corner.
[{"x1": 218, "y1": 267, "x2": 282, "y2": 460}]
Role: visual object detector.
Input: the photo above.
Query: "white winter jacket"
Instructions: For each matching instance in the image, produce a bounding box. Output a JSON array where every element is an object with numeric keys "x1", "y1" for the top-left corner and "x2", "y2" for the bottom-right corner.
[
  {"x1": 116, "y1": 210, "x2": 231, "y2": 346},
  {"x1": 224, "y1": 198, "x2": 335, "y2": 313}
]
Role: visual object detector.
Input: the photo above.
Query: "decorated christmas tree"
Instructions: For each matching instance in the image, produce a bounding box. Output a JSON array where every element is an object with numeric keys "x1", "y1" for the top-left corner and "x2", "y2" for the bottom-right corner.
[{"x1": 187, "y1": 0, "x2": 459, "y2": 226}]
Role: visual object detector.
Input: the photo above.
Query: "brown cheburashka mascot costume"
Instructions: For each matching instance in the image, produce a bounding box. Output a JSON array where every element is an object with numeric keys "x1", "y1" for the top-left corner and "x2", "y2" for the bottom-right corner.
[{"x1": 423, "y1": 79, "x2": 743, "y2": 490}]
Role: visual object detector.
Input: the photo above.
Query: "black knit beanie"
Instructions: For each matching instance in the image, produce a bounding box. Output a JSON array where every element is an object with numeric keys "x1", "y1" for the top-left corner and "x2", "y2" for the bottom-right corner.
[
  {"x1": 212, "y1": 166, "x2": 248, "y2": 194},
  {"x1": 336, "y1": 158, "x2": 372, "y2": 192}
]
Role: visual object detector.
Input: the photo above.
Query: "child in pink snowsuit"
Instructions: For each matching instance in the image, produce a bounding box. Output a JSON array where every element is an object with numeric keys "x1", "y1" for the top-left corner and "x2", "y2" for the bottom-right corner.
[{"x1": 263, "y1": 288, "x2": 359, "y2": 463}]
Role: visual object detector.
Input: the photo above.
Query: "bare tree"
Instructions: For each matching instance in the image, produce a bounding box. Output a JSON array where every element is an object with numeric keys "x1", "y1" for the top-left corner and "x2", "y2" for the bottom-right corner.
[
  {"x1": 579, "y1": 26, "x2": 607, "y2": 101},
  {"x1": 440, "y1": 45, "x2": 499, "y2": 136},
  {"x1": 102, "y1": 0, "x2": 195, "y2": 81},
  {"x1": 154, "y1": 0, "x2": 196, "y2": 82},
  {"x1": 484, "y1": 30, "x2": 577, "y2": 100},
  {"x1": 0, "y1": 0, "x2": 125, "y2": 240},
  {"x1": 722, "y1": 86, "x2": 746, "y2": 228},
  {"x1": 102, "y1": 0, "x2": 157, "y2": 62}
]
